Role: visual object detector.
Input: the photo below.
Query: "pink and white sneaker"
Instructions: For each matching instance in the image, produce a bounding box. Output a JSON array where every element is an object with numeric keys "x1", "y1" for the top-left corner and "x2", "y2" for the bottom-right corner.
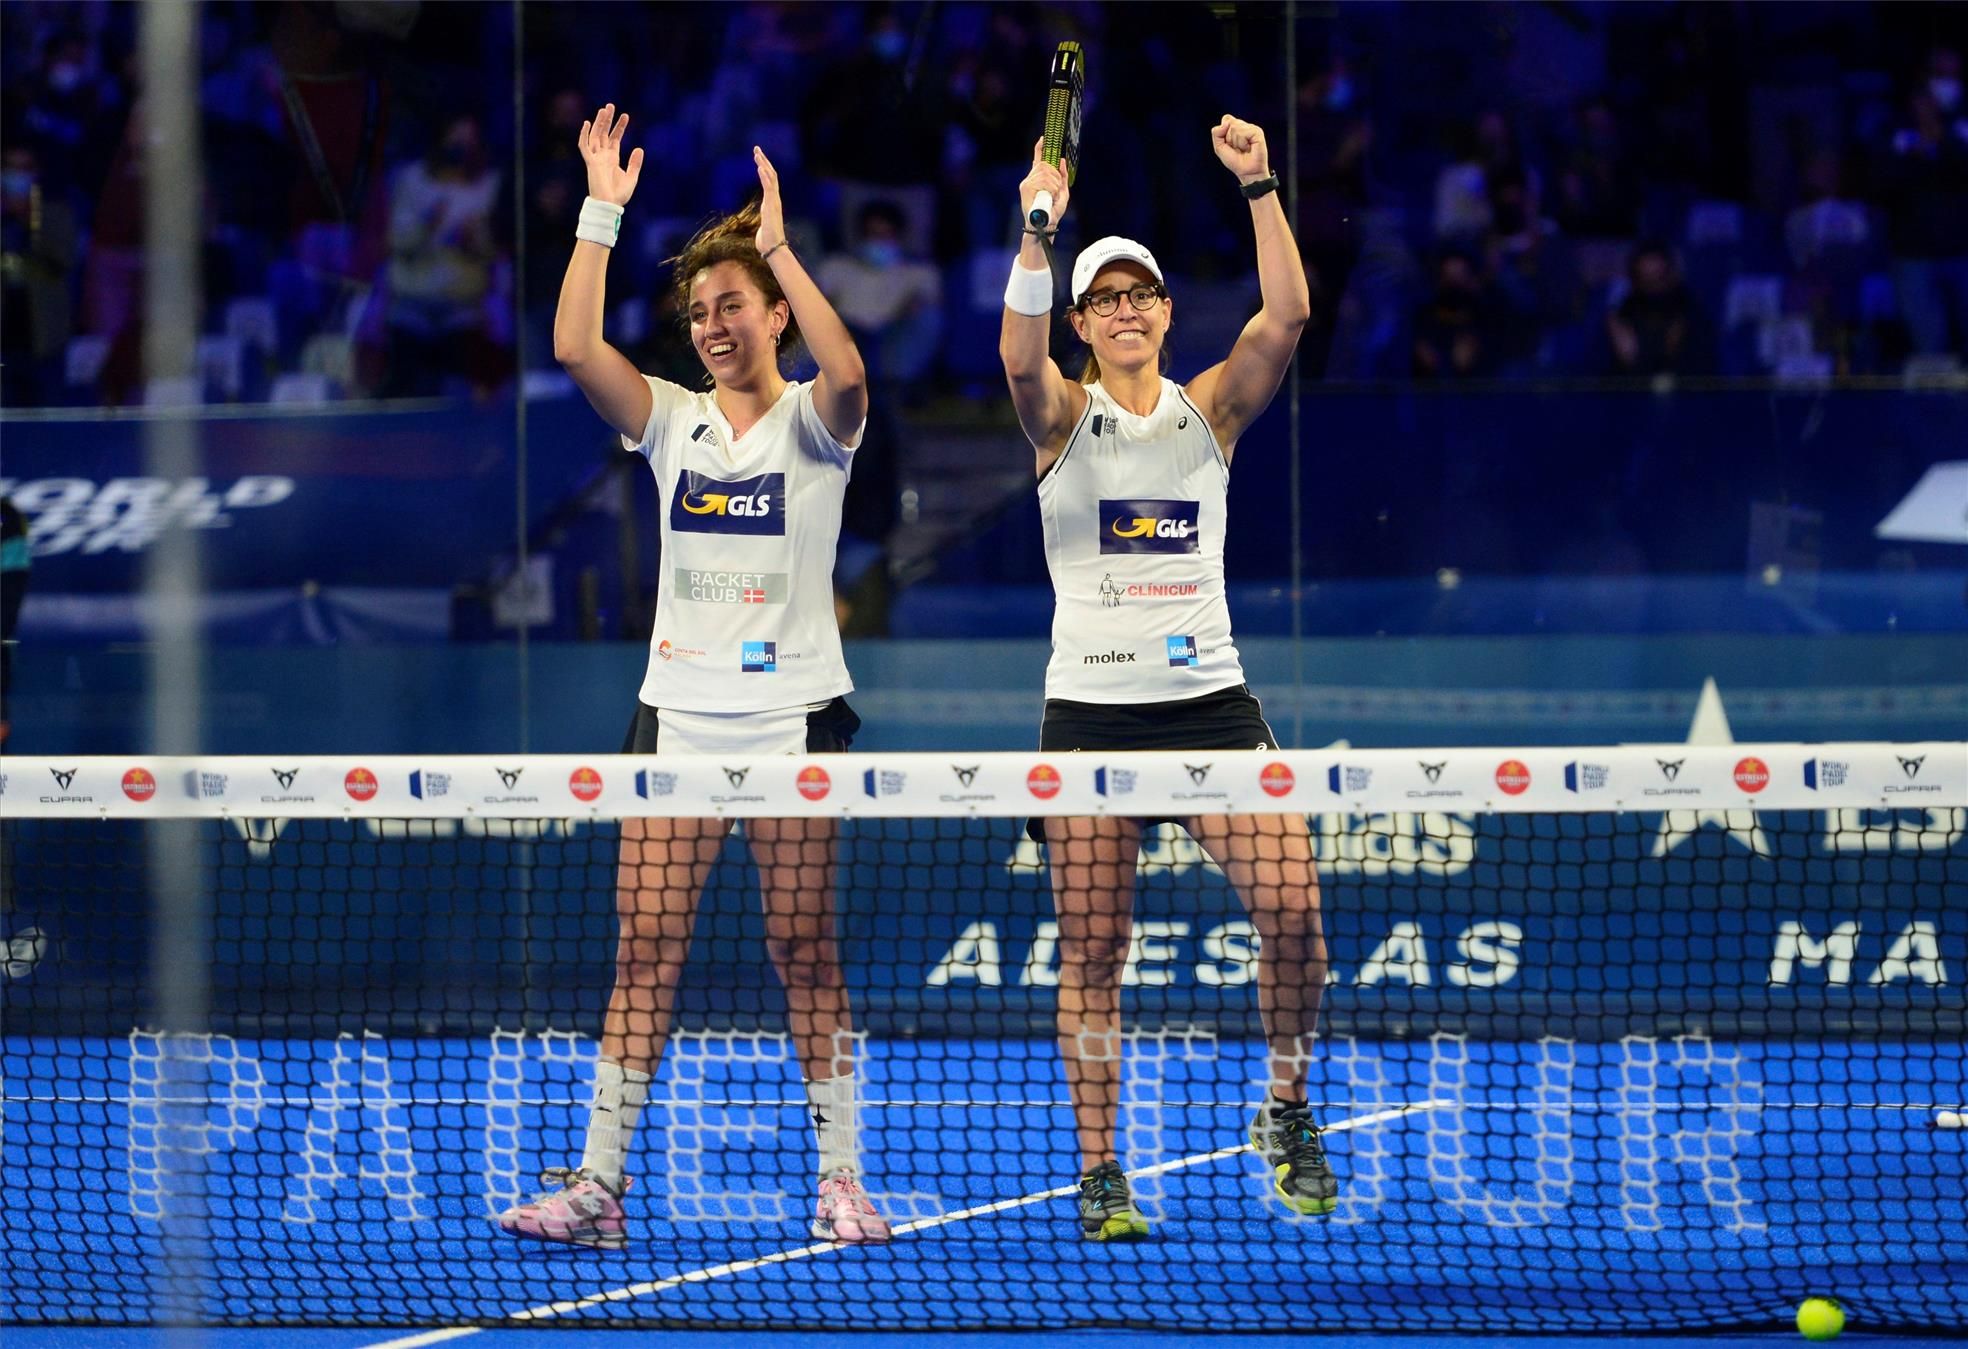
[
  {"x1": 493, "y1": 1167, "x2": 630, "y2": 1251},
  {"x1": 812, "y1": 1167, "x2": 891, "y2": 1244}
]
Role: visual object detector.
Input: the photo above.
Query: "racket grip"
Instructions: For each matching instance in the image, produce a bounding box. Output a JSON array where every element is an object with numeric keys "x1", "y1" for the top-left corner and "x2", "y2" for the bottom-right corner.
[{"x1": 1028, "y1": 190, "x2": 1055, "y2": 230}]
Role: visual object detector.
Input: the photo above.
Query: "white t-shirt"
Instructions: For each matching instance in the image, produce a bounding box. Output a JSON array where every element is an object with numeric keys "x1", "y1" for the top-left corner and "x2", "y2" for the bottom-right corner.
[
  {"x1": 623, "y1": 375, "x2": 862, "y2": 712},
  {"x1": 1036, "y1": 378, "x2": 1246, "y2": 703}
]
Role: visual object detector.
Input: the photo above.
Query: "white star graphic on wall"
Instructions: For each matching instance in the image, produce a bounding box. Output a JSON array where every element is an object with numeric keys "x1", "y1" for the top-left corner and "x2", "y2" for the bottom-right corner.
[{"x1": 1650, "y1": 677, "x2": 1771, "y2": 858}]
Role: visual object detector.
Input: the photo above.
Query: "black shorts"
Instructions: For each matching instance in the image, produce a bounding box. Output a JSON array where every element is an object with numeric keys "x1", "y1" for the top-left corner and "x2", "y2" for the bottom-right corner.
[
  {"x1": 1030, "y1": 683, "x2": 1278, "y2": 840},
  {"x1": 620, "y1": 697, "x2": 862, "y2": 754}
]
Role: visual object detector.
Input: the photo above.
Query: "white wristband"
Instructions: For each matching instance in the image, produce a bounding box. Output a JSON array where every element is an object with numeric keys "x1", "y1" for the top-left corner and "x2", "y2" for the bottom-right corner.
[
  {"x1": 1004, "y1": 260, "x2": 1053, "y2": 316},
  {"x1": 576, "y1": 196, "x2": 624, "y2": 248}
]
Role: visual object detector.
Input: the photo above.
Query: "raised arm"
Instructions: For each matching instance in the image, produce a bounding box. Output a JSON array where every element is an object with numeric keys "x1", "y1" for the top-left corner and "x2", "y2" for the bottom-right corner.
[
  {"x1": 752, "y1": 147, "x2": 867, "y2": 446},
  {"x1": 552, "y1": 103, "x2": 653, "y2": 442},
  {"x1": 1184, "y1": 116, "x2": 1311, "y2": 457},
  {"x1": 999, "y1": 140, "x2": 1088, "y2": 472}
]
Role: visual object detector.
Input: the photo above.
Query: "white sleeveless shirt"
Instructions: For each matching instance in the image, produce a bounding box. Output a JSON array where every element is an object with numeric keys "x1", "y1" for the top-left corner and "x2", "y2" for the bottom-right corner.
[
  {"x1": 622, "y1": 375, "x2": 861, "y2": 712},
  {"x1": 1037, "y1": 377, "x2": 1246, "y2": 703}
]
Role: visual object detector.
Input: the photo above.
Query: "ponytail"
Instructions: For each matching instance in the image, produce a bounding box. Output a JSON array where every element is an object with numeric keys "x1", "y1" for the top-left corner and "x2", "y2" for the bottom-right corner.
[{"x1": 666, "y1": 200, "x2": 802, "y2": 356}]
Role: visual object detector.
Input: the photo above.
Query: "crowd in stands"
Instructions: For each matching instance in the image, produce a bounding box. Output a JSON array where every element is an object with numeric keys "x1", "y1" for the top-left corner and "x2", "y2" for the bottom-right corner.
[{"x1": 3, "y1": 1, "x2": 1966, "y2": 410}]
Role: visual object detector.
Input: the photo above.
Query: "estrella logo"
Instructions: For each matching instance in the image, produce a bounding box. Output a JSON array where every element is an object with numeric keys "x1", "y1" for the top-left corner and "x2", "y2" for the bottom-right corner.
[
  {"x1": 1027, "y1": 764, "x2": 1063, "y2": 799},
  {"x1": 1259, "y1": 763, "x2": 1294, "y2": 797},
  {"x1": 1494, "y1": 760, "x2": 1531, "y2": 795},
  {"x1": 569, "y1": 767, "x2": 604, "y2": 802},
  {"x1": 122, "y1": 768, "x2": 157, "y2": 802},
  {"x1": 344, "y1": 767, "x2": 379, "y2": 802},
  {"x1": 1098, "y1": 499, "x2": 1200, "y2": 555},
  {"x1": 669, "y1": 471, "x2": 786, "y2": 535},
  {"x1": 1733, "y1": 756, "x2": 1770, "y2": 794},
  {"x1": 797, "y1": 766, "x2": 831, "y2": 801}
]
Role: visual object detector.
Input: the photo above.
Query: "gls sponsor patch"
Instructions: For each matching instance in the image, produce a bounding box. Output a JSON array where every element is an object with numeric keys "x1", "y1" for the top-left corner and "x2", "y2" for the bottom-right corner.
[
  {"x1": 669, "y1": 472, "x2": 786, "y2": 535},
  {"x1": 1099, "y1": 499, "x2": 1199, "y2": 554}
]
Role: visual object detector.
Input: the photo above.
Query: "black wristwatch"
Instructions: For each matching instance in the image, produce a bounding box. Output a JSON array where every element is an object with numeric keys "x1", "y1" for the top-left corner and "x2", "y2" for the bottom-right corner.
[{"x1": 1240, "y1": 173, "x2": 1280, "y2": 200}]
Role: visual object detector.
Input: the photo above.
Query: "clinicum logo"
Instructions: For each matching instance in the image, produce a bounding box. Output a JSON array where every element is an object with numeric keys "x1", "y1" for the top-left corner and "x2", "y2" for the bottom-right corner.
[
  {"x1": 670, "y1": 471, "x2": 785, "y2": 535},
  {"x1": 741, "y1": 641, "x2": 777, "y2": 673},
  {"x1": 1166, "y1": 635, "x2": 1199, "y2": 667},
  {"x1": 1494, "y1": 760, "x2": 1531, "y2": 795},
  {"x1": 1098, "y1": 499, "x2": 1200, "y2": 555},
  {"x1": 569, "y1": 767, "x2": 604, "y2": 802},
  {"x1": 409, "y1": 770, "x2": 450, "y2": 799},
  {"x1": 636, "y1": 769, "x2": 677, "y2": 798},
  {"x1": 797, "y1": 766, "x2": 831, "y2": 801},
  {"x1": 122, "y1": 768, "x2": 157, "y2": 802},
  {"x1": 1260, "y1": 763, "x2": 1295, "y2": 797},
  {"x1": 345, "y1": 767, "x2": 379, "y2": 801},
  {"x1": 1027, "y1": 764, "x2": 1063, "y2": 800},
  {"x1": 1733, "y1": 756, "x2": 1770, "y2": 793}
]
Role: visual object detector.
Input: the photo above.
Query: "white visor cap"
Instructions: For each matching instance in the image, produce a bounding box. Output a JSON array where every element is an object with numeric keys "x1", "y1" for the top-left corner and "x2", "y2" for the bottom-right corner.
[{"x1": 1071, "y1": 236, "x2": 1165, "y2": 306}]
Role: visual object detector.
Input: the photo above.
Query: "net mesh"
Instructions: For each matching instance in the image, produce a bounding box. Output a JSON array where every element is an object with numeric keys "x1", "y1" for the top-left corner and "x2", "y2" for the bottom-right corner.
[{"x1": 2, "y1": 747, "x2": 1964, "y2": 1331}]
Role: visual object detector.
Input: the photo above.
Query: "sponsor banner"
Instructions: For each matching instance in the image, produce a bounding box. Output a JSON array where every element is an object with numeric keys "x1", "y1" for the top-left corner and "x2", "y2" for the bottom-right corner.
[{"x1": 0, "y1": 745, "x2": 1959, "y2": 819}]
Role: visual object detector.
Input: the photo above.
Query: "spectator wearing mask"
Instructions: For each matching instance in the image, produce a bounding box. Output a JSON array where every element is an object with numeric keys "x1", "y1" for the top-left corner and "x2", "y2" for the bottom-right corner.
[
  {"x1": 382, "y1": 113, "x2": 507, "y2": 396},
  {"x1": 0, "y1": 144, "x2": 77, "y2": 405},
  {"x1": 1606, "y1": 241, "x2": 1705, "y2": 376},
  {"x1": 1878, "y1": 80, "x2": 1968, "y2": 357},
  {"x1": 1413, "y1": 249, "x2": 1499, "y2": 378},
  {"x1": 814, "y1": 199, "x2": 942, "y2": 396}
]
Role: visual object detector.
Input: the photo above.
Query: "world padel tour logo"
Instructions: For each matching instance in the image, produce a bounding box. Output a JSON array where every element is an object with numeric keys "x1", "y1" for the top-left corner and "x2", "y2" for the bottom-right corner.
[
  {"x1": 409, "y1": 770, "x2": 450, "y2": 799},
  {"x1": 669, "y1": 471, "x2": 785, "y2": 536},
  {"x1": 1260, "y1": 763, "x2": 1295, "y2": 797},
  {"x1": 636, "y1": 769, "x2": 678, "y2": 799},
  {"x1": 184, "y1": 770, "x2": 229, "y2": 800},
  {"x1": 1098, "y1": 499, "x2": 1200, "y2": 555},
  {"x1": 1328, "y1": 764, "x2": 1372, "y2": 794},
  {"x1": 1494, "y1": 760, "x2": 1531, "y2": 795},
  {"x1": 345, "y1": 767, "x2": 379, "y2": 802},
  {"x1": 1803, "y1": 758, "x2": 1848, "y2": 790},
  {"x1": 122, "y1": 768, "x2": 157, "y2": 802},
  {"x1": 863, "y1": 768, "x2": 906, "y2": 798},
  {"x1": 569, "y1": 767, "x2": 604, "y2": 802},
  {"x1": 1732, "y1": 756, "x2": 1770, "y2": 794},
  {"x1": 1027, "y1": 764, "x2": 1062, "y2": 799},
  {"x1": 797, "y1": 766, "x2": 831, "y2": 801},
  {"x1": 1094, "y1": 766, "x2": 1136, "y2": 797},
  {"x1": 1565, "y1": 762, "x2": 1610, "y2": 793}
]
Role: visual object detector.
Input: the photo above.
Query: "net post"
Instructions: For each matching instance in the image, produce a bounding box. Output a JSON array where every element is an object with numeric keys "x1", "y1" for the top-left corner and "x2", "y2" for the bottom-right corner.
[{"x1": 139, "y1": 0, "x2": 208, "y2": 1336}]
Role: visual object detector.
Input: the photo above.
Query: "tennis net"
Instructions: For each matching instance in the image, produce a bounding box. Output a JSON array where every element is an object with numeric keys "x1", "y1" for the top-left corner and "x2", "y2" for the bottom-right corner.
[{"x1": 2, "y1": 744, "x2": 1964, "y2": 1331}]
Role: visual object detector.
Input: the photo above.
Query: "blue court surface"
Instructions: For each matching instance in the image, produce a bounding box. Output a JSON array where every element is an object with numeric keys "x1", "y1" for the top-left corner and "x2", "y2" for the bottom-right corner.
[{"x1": 4, "y1": 1033, "x2": 1965, "y2": 1336}]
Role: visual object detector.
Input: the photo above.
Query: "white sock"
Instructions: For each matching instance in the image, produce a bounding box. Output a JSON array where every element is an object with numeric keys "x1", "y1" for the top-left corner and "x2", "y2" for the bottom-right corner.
[
  {"x1": 579, "y1": 1058, "x2": 651, "y2": 1187},
  {"x1": 805, "y1": 1072, "x2": 860, "y2": 1178}
]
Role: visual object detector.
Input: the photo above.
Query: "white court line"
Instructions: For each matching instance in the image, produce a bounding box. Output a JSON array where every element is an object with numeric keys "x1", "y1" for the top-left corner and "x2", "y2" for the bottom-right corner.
[{"x1": 359, "y1": 1098, "x2": 1447, "y2": 1349}]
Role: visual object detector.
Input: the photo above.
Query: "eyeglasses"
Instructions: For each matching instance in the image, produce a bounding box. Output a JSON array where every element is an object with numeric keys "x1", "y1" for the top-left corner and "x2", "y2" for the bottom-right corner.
[{"x1": 1077, "y1": 282, "x2": 1167, "y2": 316}]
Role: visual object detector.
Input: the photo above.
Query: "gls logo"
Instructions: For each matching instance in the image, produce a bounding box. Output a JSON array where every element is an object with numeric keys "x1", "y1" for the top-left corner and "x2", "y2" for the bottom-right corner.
[
  {"x1": 1099, "y1": 499, "x2": 1200, "y2": 555},
  {"x1": 669, "y1": 471, "x2": 786, "y2": 535}
]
